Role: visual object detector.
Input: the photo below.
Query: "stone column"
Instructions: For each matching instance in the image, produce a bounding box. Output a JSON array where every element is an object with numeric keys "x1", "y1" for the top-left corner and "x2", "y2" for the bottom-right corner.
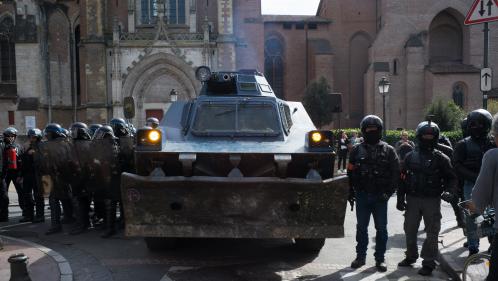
[
  {"x1": 216, "y1": 0, "x2": 236, "y2": 71},
  {"x1": 82, "y1": 0, "x2": 109, "y2": 123},
  {"x1": 112, "y1": 19, "x2": 123, "y2": 119},
  {"x1": 128, "y1": 0, "x2": 136, "y2": 33}
]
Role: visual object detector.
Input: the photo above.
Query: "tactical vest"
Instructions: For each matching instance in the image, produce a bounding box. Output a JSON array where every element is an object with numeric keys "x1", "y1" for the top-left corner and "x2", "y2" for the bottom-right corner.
[
  {"x1": 351, "y1": 143, "x2": 392, "y2": 193},
  {"x1": 405, "y1": 150, "x2": 445, "y2": 197},
  {"x1": 463, "y1": 137, "x2": 492, "y2": 173}
]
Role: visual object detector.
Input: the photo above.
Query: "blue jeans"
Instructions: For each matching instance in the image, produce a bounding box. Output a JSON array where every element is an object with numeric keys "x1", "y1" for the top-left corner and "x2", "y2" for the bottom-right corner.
[
  {"x1": 464, "y1": 180, "x2": 479, "y2": 252},
  {"x1": 355, "y1": 191, "x2": 389, "y2": 262}
]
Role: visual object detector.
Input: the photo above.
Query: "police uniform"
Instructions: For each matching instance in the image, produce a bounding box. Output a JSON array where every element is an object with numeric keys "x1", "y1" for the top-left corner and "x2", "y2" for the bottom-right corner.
[
  {"x1": 397, "y1": 121, "x2": 457, "y2": 275},
  {"x1": 453, "y1": 109, "x2": 496, "y2": 255},
  {"x1": 21, "y1": 129, "x2": 45, "y2": 223},
  {"x1": 68, "y1": 122, "x2": 93, "y2": 234},
  {"x1": 1, "y1": 128, "x2": 25, "y2": 221},
  {"x1": 348, "y1": 115, "x2": 400, "y2": 272},
  {"x1": 41, "y1": 124, "x2": 75, "y2": 234}
]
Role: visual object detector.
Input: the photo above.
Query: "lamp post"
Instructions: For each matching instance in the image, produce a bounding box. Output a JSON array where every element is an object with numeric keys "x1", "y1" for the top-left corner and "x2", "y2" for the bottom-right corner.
[
  {"x1": 170, "y1": 89, "x2": 178, "y2": 102},
  {"x1": 378, "y1": 77, "x2": 391, "y2": 138}
]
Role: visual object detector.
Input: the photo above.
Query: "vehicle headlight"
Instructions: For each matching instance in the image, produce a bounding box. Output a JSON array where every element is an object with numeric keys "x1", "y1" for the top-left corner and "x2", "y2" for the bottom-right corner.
[
  {"x1": 148, "y1": 130, "x2": 161, "y2": 142},
  {"x1": 311, "y1": 132, "x2": 322, "y2": 143},
  {"x1": 136, "y1": 129, "x2": 162, "y2": 151},
  {"x1": 306, "y1": 130, "x2": 334, "y2": 152}
]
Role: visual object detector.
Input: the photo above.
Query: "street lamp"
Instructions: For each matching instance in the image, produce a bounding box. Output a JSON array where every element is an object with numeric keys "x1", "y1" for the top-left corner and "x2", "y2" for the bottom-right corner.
[
  {"x1": 170, "y1": 89, "x2": 178, "y2": 102},
  {"x1": 378, "y1": 77, "x2": 391, "y2": 138}
]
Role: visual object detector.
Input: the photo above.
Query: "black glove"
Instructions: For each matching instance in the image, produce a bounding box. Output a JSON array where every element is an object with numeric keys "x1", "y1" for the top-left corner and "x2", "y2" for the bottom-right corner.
[
  {"x1": 396, "y1": 198, "x2": 406, "y2": 211},
  {"x1": 441, "y1": 192, "x2": 454, "y2": 203},
  {"x1": 348, "y1": 188, "x2": 355, "y2": 211}
]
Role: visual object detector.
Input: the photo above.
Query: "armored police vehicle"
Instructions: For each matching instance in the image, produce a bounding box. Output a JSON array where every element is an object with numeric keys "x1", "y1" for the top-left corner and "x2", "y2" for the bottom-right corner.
[{"x1": 121, "y1": 67, "x2": 349, "y2": 251}]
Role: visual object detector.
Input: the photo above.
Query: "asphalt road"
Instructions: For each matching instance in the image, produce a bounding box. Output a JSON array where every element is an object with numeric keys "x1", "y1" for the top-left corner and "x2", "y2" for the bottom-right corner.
[{"x1": 0, "y1": 185, "x2": 457, "y2": 281}]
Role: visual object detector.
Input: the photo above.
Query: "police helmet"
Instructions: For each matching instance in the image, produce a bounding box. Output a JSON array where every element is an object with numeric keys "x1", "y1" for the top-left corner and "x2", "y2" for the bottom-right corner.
[
  {"x1": 467, "y1": 109, "x2": 493, "y2": 138},
  {"x1": 93, "y1": 125, "x2": 116, "y2": 140},
  {"x1": 70, "y1": 122, "x2": 91, "y2": 140},
  {"x1": 44, "y1": 123, "x2": 66, "y2": 140},
  {"x1": 3, "y1": 127, "x2": 18, "y2": 137},
  {"x1": 416, "y1": 121, "x2": 440, "y2": 149},
  {"x1": 360, "y1": 115, "x2": 383, "y2": 133},
  {"x1": 27, "y1": 128, "x2": 43, "y2": 140},
  {"x1": 146, "y1": 117, "x2": 160, "y2": 129},
  {"x1": 110, "y1": 118, "x2": 129, "y2": 137},
  {"x1": 88, "y1": 124, "x2": 103, "y2": 138}
]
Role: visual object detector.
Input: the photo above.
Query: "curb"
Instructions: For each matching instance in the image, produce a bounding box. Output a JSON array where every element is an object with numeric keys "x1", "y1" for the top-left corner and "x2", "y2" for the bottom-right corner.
[
  {"x1": 437, "y1": 221, "x2": 462, "y2": 281},
  {"x1": 0, "y1": 235, "x2": 73, "y2": 281}
]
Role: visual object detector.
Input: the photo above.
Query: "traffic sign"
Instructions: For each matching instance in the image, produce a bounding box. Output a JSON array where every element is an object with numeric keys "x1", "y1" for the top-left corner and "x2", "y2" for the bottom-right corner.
[
  {"x1": 481, "y1": 68, "x2": 493, "y2": 92},
  {"x1": 465, "y1": 0, "x2": 498, "y2": 25}
]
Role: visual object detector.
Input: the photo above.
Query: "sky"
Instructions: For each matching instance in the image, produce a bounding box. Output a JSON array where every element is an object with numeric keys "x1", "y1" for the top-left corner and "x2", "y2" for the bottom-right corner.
[{"x1": 261, "y1": 0, "x2": 321, "y2": 15}]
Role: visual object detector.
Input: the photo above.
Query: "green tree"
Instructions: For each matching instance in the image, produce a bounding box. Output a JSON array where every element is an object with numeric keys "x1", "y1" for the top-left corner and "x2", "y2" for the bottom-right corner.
[
  {"x1": 424, "y1": 99, "x2": 466, "y2": 131},
  {"x1": 302, "y1": 77, "x2": 333, "y2": 128}
]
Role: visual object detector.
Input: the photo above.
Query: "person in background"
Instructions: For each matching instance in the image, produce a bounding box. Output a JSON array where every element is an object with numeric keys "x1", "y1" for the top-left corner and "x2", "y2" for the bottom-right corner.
[
  {"x1": 395, "y1": 130, "x2": 415, "y2": 156},
  {"x1": 350, "y1": 131, "x2": 360, "y2": 147},
  {"x1": 337, "y1": 131, "x2": 350, "y2": 174},
  {"x1": 471, "y1": 112, "x2": 498, "y2": 281}
]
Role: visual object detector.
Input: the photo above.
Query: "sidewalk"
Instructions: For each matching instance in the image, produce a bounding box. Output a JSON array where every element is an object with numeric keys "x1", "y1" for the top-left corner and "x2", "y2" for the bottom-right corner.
[
  {"x1": 0, "y1": 235, "x2": 72, "y2": 281},
  {"x1": 438, "y1": 221, "x2": 491, "y2": 281}
]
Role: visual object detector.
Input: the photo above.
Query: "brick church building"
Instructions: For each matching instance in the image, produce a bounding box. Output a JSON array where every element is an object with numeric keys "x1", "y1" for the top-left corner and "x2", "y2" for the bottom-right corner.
[{"x1": 0, "y1": 0, "x2": 497, "y2": 131}]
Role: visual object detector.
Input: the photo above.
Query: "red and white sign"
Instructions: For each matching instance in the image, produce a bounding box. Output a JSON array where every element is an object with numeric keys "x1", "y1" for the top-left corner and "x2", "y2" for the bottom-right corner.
[{"x1": 465, "y1": 0, "x2": 498, "y2": 25}]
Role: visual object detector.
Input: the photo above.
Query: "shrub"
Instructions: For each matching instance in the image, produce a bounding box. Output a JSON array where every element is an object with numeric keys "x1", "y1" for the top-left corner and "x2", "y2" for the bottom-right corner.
[
  {"x1": 424, "y1": 99, "x2": 466, "y2": 131},
  {"x1": 302, "y1": 77, "x2": 333, "y2": 129},
  {"x1": 332, "y1": 129, "x2": 463, "y2": 147}
]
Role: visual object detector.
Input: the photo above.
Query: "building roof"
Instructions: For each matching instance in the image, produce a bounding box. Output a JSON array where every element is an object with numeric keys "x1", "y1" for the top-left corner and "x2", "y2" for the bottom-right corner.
[
  {"x1": 309, "y1": 39, "x2": 333, "y2": 54},
  {"x1": 426, "y1": 63, "x2": 480, "y2": 74},
  {"x1": 262, "y1": 15, "x2": 330, "y2": 23}
]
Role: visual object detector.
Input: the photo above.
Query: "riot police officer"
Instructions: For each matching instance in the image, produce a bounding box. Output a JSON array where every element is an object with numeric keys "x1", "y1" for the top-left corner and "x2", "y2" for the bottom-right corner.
[
  {"x1": 93, "y1": 125, "x2": 121, "y2": 237},
  {"x1": 42, "y1": 123, "x2": 75, "y2": 234},
  {"x1": 146, "y1": 117, "x2": 160, "y2": 129},
  {"x1": 397, "y1": 121, "x2": 457, "y2": 276},
  {"x1": 453, "y1": 109, "x2": 496, "y2": 256},
  {"x1": 1, "y1": 127, "x2": 25, "y2": 222},
  {"x1": 69, "y1": 122, "x2": 92, "y2": 234},
  {"x1": 20, "y1": 128, "x2": 45, "y2": 223},
  {"x1": 347, "y1": 115, "x2": 400, "y2": 272}
]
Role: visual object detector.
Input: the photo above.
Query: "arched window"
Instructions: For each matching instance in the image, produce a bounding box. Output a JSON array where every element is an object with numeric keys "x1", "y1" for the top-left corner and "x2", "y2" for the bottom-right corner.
[
  {"x1": 452, "y1": 82, "x2": 466, "y2": 108},
  {"x1": 429, "y1": 11, "x2": 463, "y2": 64},
  {"x1": 0, "y1": 16, "x2": 16, "y2": 82},
  {"x1": 139, "y1": 0, "x2": 186, "y2": 25},
  {"x1": 264, "y1": 36, "x2": 284, "y2": 99}
]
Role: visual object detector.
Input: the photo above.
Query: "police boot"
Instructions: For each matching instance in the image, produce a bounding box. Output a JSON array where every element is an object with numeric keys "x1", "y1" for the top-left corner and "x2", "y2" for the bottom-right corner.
[
  {"x1": 0, "y1": 206, "x2": 8, "y2": 222},
  {"x1": 61, "y1": 199, "x2": 75, "y2": 224},
  {"x1": 46, "y1": 197, "x2": 62, "y2": 235},
  {"x1": 70, "y1": 197, "x2": 89, "y2": 235},
  {"x1": 19, "y1": 210, "x2": 33, "y2": 223},
  {"x1": 102, "y1": 200, "x2": 117, "y2": 238},
  {"x1": 33, "y1": 199, "x2": 45, "y2": 223}
]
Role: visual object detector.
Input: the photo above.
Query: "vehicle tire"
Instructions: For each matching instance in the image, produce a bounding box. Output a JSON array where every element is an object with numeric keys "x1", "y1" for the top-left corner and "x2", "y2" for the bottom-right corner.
[
  {"x1": 293, "y1": 238, "x2": 325, "y2": 252},
  {"x1": 144, "y1": 237, "x2": 178, "y2": 251},
  {"x1": 462, "y1": 253, "x2": 491, "y2": 281}
]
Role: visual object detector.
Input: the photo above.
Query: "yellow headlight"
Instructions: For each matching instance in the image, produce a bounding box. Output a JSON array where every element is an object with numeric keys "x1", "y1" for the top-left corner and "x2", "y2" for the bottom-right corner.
[
  {"x1": 311, "y1": 132, "x2": 322, "y2": 143},
  {"x1": 148, "y1": 130, "x2": 161, "y2": 142}
]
